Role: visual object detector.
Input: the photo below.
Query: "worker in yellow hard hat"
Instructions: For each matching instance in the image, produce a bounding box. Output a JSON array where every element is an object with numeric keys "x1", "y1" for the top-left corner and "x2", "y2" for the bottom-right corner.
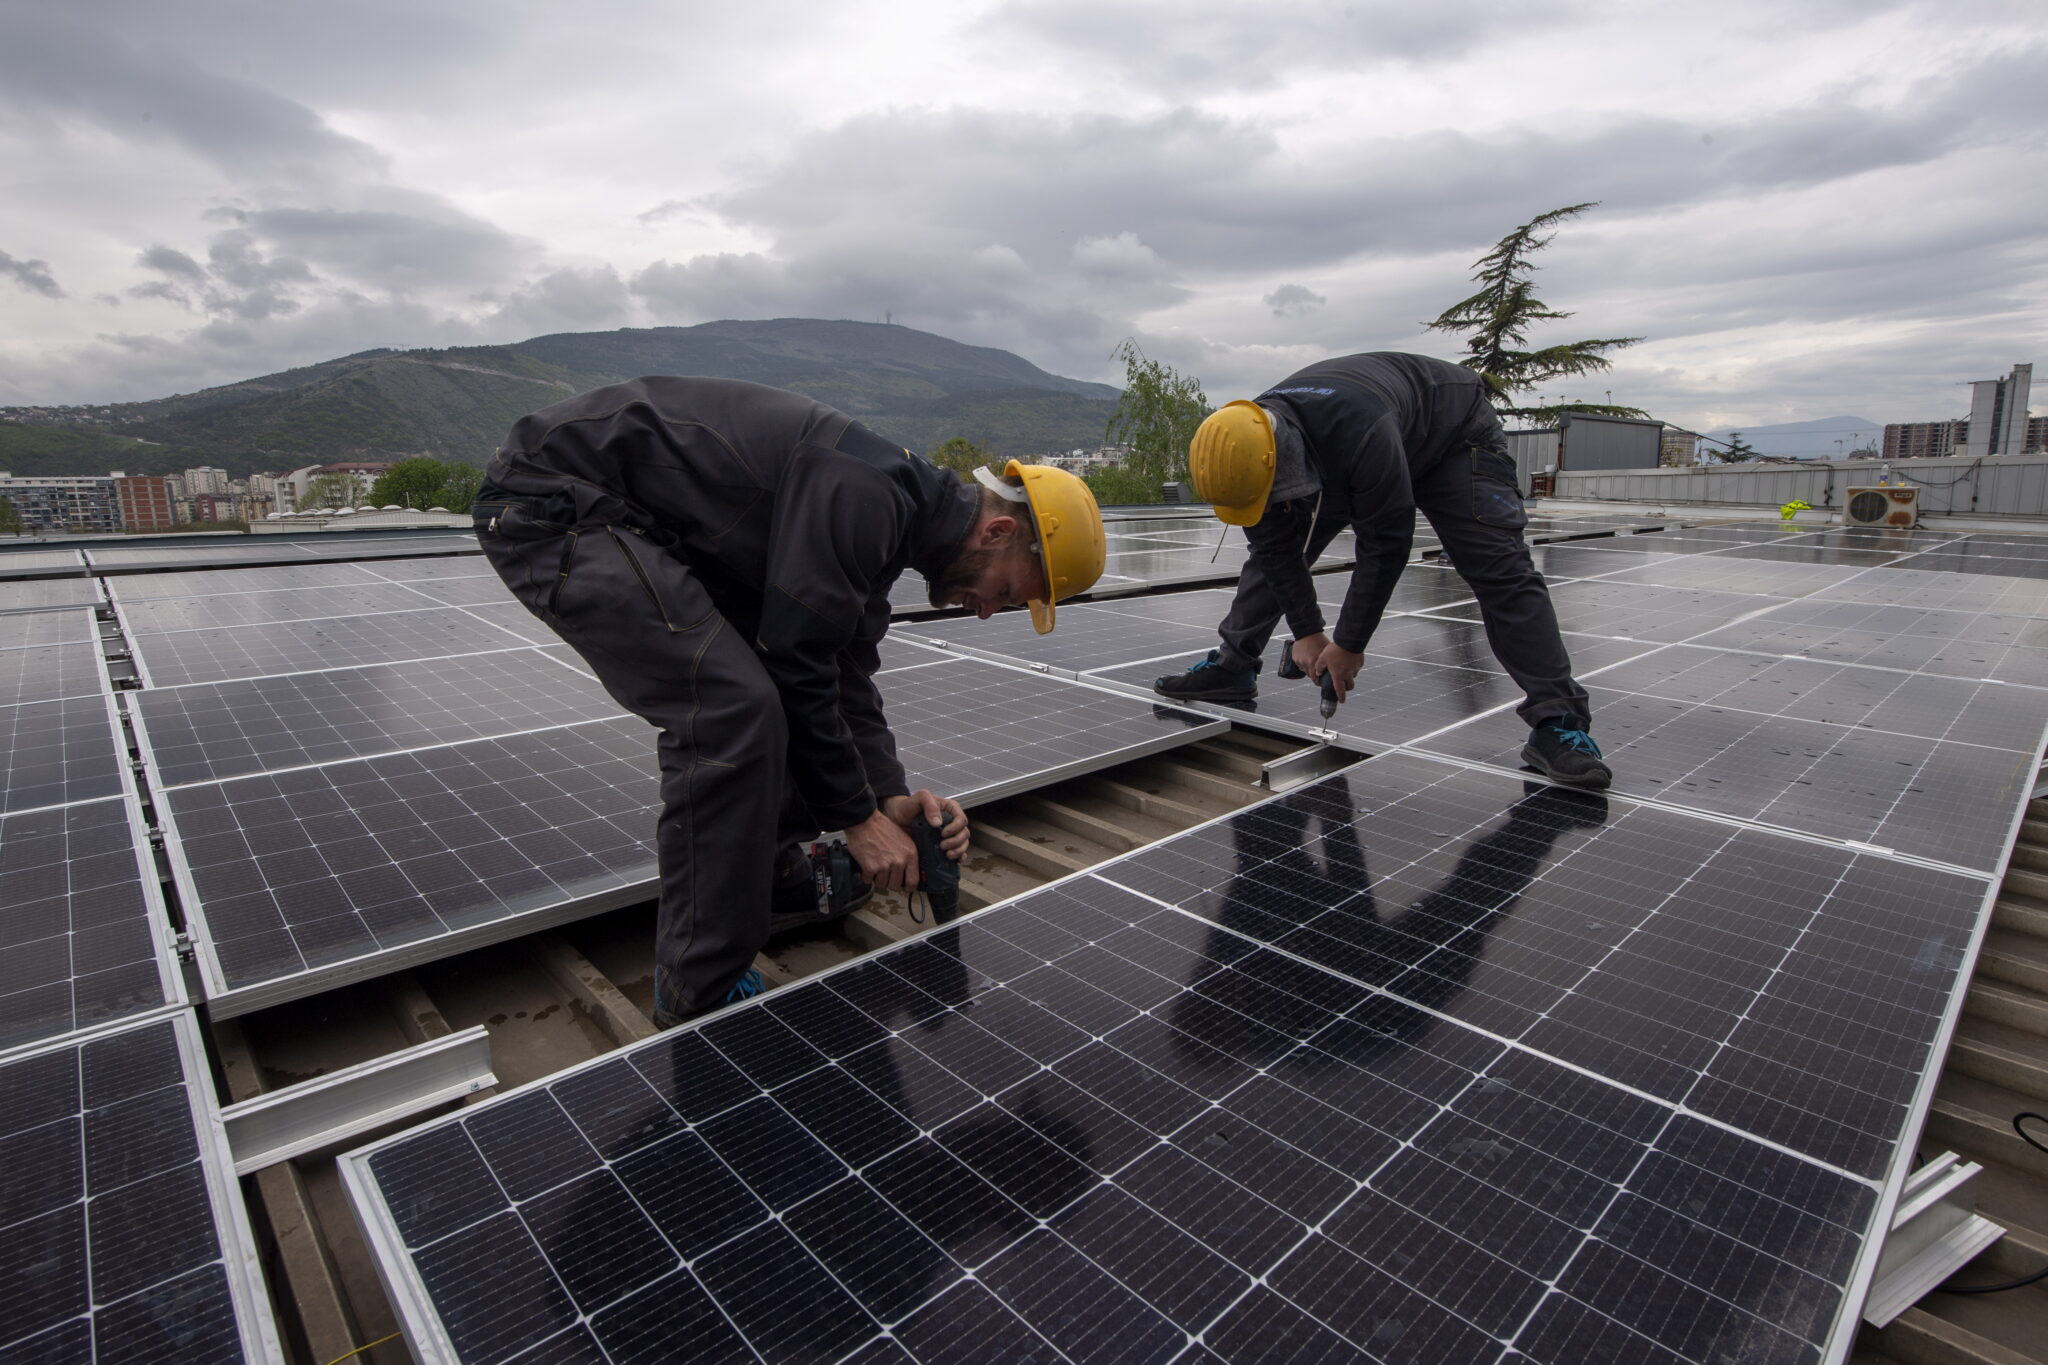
[
  {"x1": 474, "y1": 378, "x2": 1100, "y2": 1028},
  {"x1": 1161, "y1": 351, "x2": 1608, "y2": 790}
]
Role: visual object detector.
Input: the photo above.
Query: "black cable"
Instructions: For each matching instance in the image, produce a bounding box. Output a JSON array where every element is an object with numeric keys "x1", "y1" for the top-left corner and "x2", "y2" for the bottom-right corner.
[{"x1": 1935, "y1": 1113, "x2": 2048, "y2": 1294}]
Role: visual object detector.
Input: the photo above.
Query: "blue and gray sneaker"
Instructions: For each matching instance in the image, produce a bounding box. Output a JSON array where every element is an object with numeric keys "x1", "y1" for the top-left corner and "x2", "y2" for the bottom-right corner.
[
  {"x1": 1154, "y1": 650, "x2": 1260, "y2": 703},
  {"x1": 652, "y1": 965, "x2": 767, "y2": 1030},
  {"x1": 1522, "y1": 723, "x2": 1612, "y2": 791}
]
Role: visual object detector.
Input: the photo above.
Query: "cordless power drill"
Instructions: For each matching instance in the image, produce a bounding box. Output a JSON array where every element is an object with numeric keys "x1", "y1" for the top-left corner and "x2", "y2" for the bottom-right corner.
[
  {"x1": 908, "y1": 814, "x2": 961, "y2": 925},
  {"x1": 1277, "y1": 637, "x2": 1341, "y2": 724}
]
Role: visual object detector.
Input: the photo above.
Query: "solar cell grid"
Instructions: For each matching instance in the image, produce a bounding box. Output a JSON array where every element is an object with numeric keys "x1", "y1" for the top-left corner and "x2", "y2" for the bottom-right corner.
[
  {"x1": 129, "y1": 608, "x2": 534, "y2": 687},
  {"x1": 116, "y1": 582, "x2": 440, "y2": 634},
  {"x1": 1414, "y1": 656, "x2": 2043, "y2": 871},
  {"x1": 1426, "y1": 579, "x2": 1792, "y2": 643},
  {"x1": 165, "y1": 715, "x2": 661, "y2": 1014},
  {"x1": 0, "y1": 796, "x2": 179, "y2": 1057},
  {"x1": 1689, "y1": 597, "x2": 2048, "y2": 685},
  {"x1": 383, "y1": 575, "x2": 517, "y2": 608},
  {"x1": 0, "y1": 1014, "x2": 276, "y2": 1361},
  {"x1": 1812, "y1": 566, "x2": 2048, "y2": 618},
  {"x1": 0, "y1": 693, "x2": 124, "y2": 814},
  {"x1": 132, "y1": 648, "x2": 628, "y2": 787},
  {"x1": 0, "y1": 605, "x2": 98, "y2": 650},
  {"x1": 360, "y1": 557, "x2": 502, "y2": 583},
  {"x1": 346, "y1": 760, "x2": 1914, "y2": 1363},
  {"x1": 0, "y1": 642, "x2": 105, "y2": 706},
  {"x1": 0, "y1": 548, "x2": 86, "y2": 577},
  {"x1": 0, "y1": 577, "x2": 100, "y2": 613},
  {"x1": 1591, "y1": 555, "x2": 1869, "y2": 598},
  {"x1": 106, "y1": 562, "x2": 382, "y2": 601}
]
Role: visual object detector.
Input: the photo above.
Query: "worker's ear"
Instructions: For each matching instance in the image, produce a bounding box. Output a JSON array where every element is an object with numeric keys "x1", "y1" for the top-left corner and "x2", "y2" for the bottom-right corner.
[{"x1": 979, "y1": 513, "x2": 1022, "y2": 547}]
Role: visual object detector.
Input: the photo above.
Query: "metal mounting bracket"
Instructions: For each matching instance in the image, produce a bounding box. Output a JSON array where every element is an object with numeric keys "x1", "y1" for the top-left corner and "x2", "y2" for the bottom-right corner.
[
  {"x1": 1260, "y1": 742, "x2": 1358, "y2": 793},
  {"x1": 1861, "y1": 1151, "x2": 2005, "y2": 1328},
  {"x1": 219, "y1": 1025, "x2": 496, "y2": 1175}
]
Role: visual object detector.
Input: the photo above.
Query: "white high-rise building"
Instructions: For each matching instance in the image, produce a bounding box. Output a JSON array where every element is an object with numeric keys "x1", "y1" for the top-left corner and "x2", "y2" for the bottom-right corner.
[
  {"x1": 1961, "y1": 363, "x2": 2035, "y2": 458},
  {"x1": 183, "y1": 465, "x2": 231, "y2": 495}
]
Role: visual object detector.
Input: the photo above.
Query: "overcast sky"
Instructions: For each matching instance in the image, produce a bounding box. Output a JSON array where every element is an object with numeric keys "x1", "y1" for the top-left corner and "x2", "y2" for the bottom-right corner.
[{"x1": 1, "y1": 0, "x2": 2042, "y2": 432}]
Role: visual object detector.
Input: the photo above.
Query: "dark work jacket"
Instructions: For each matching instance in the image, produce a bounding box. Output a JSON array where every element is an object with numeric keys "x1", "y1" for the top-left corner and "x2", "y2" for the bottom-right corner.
[
  {"x1": 1251, "y1": 352, "x2": 1496, "y2": 652},
  {"x1": 486, "y1": 377, "x2": 979, "y2": 830}
]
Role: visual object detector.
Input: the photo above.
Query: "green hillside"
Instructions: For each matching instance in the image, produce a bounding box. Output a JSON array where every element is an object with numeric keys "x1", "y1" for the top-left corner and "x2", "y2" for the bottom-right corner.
[{"x1": 0, "y1": 320, "x2": 1122, "y2": 478}]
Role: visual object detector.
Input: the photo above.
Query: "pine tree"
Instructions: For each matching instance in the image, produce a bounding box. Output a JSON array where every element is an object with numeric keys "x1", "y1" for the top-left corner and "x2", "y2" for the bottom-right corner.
[{"x1": 1424, "y1": 202, "x2": 1644, "y2": 423}]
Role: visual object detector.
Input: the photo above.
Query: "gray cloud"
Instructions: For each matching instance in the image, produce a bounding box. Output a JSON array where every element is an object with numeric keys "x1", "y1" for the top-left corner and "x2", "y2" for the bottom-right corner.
[
  {"x1": 0, "y1": 250, "x2": 63, "y2": 298},
  {"x1": 1265, "y1": 284, "x2": 1327, "y2": 317}
]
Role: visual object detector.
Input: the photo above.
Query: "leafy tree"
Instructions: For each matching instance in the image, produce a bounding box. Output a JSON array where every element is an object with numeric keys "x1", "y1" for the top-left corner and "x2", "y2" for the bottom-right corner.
[
  {"x1": 0, "y1": 495, "x2": 22, "y2": 536},
  {"x1": 368, "y1": 457, "x2": 453, "y2": 508},
  {"x1": 1082, "y1": 464, "x2": 1165, "y2": 506},
  {"x1": 437, "y1": 461, "x2": 484, "y2": 511},
  {"x1": 927, "y1": 436, "x2": 988, "y2": 484},
  {"x1": 1714, "y1": 432, "x2": 1758, "y2": 463},
  {"x1": 1104, "y1": 339, "x2": 1210, "y2": 494},
  {"x1": 1424, "y1": 202, "x2": 1645, "y2": 423},
  {"x1": 299, "y1": 471, "x2": 365, "y2": 510}
]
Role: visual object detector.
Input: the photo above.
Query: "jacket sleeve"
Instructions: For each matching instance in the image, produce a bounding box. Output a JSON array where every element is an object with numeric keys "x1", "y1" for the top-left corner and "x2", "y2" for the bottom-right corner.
[
  {"x1": 838, "y1": 605, "x2": 909, "y2": 804},
  {"x1": 1242, "y1": 501, "x2": 1332, "y2": 643},
  {"x1": 756, "y1": 448, "x2": 909, "y2": 830},
  {"x1": 1331, "y1": 414, "x2": 1416, "y2": 653}
]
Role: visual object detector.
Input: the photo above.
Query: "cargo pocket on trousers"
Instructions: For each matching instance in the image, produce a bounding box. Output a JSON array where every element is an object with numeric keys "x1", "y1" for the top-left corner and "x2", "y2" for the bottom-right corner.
[
  {"x1": 606, "y1": 526, "x2": 712, "y2": 634},
  {"x1": 1470, "y1": 448, "x2": 1528, "y2": 530}
]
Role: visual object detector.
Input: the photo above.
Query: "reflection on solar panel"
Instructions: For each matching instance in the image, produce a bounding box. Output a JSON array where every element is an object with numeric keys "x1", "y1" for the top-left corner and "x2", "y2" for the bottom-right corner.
[
  {"x1": 1415, "y1": 648, "x2": 2043, "y2": 872},
  {"x1": 116, "y1": 583, "x2": 442, "y2": 634},
  {"x1": 1583, "y1": 555, "x2": 1866, "y2": 598},
  {"x1": 0, "y1": 642, "x2": 106, "y2": 707},
  {"x1": 105, "y1": 563, "x2": 383, "y2": 601},
  {"x1": 347, "y1": 753, "x2": 1957, "y2": 1363},
  {"x1": 0, "y1": 605, "x2": 98, "y2": 650},
  {"x1": 0, "y1": 1013, "x2": 279, "y2": 1359},
  {"x1": 83, "y1": 535, "x2": 478, "y2": 573},
  {"x1": 0, "y1": 796, "x2": 182, "y2": 1053},
  {"x1": 1814, "y1": 565, "x2": 2048, "y2": 618}
]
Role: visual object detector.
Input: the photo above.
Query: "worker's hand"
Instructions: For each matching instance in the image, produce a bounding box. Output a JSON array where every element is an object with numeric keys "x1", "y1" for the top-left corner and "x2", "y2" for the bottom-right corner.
[
  {"x1": 845, "y1": 808, "x2": 919, "y2": 893},
  {"x1": 1289, "y1": 633, "x2": 1330, "y2": 678},
  {"x1": 881, "y1": 791, "x2": 971, "y2": 861},
  {"x1": 1312, "y1": 642, "x2": 1365, "y2": 701}
]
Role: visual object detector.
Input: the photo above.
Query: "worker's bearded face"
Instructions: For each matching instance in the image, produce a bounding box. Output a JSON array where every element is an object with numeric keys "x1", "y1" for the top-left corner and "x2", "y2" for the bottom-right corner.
[{"x1": 928, "y1": 542, "x2": 1047, "y2": 619}]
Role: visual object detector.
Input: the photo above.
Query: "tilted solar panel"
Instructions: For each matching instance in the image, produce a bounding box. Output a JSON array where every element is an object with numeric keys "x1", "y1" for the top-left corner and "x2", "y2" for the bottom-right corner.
[
  {"x1": 0, "y1": 1013, "x2": 278, "y2": 1359},
  {"x1": 345, "y1": 753, "x2": 1969, "y2": 1363}
]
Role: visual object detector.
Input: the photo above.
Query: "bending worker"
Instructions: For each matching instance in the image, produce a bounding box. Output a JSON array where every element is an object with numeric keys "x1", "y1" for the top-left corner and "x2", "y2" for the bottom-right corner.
[
  {"x1": 1156, "y1": 351, "x2": 1610, "y2": 790},
  {"x1": 475, "y1": 377, "x2": 1106, "y2": 1025}
]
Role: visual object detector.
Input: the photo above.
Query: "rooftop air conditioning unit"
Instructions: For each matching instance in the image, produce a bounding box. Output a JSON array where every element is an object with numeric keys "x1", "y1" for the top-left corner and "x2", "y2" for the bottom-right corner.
[{"x1": 1843, "y1": 484, "x2": 1919, "y2": 528}]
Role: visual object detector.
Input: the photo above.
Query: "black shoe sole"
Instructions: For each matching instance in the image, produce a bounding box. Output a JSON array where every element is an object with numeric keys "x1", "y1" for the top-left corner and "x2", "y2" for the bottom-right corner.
[
  {"x1": 1520, "y1": 744, "x2": 1613, "y2": 791},
  {"x1": 1153, "y1": 682, "x2": 1259, "y2": 703}
]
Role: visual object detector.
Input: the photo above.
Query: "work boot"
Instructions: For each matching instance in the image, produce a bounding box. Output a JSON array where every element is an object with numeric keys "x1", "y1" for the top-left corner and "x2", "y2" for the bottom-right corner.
[
  {"x1": 652, "y1": 965, "x2": 767, "y2": 1030},
  {"x1": 768, "y1": 839, "x2": 872, "y2": 936},
  {"x1": 1522, "y1": 722, "x2": 1612, "y2": 791},
  {"x1": 1154, "y1": 650, "x2": 1260, "y2": 703}
]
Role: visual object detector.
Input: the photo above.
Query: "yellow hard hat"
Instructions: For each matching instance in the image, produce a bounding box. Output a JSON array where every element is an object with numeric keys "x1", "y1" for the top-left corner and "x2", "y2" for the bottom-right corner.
[
  {"x1": 1004, "y1": 459, "x2": 1105, "y2": 633},
  {"x1": 1188, "y1": 400, "x2": 1276, "y2": 526}
]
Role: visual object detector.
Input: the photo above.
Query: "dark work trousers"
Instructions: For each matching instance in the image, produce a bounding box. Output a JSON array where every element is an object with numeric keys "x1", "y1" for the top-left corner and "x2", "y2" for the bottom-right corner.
[
  {"x1": 1216, "y1": 432, "x2": 1592, "y2": 730},
  {"x1": 476, "y1": 493, "x2": 806, "y2": 1016}
]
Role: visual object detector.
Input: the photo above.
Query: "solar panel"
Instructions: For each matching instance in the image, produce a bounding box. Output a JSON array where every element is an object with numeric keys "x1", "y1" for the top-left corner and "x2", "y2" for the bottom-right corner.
[
  {"x1": 373, "y1": 575, "x2": 518, "y2": 608},
  {"x1": 1, "y1": 605, "x2": 99, "y2": 650},
  {"x1": 1425, "y1": 579, "x2": 1792, "y2": 643},
  {"x1": 131, "y1": 649, "x2": 627, "y2": 788},
  {"x1": 1688, "y1": 598, "x2": 2048, "y2": 685},
  {"x1": 1904, "y1": 551, "x2": 2048, "y2": 581},
  {"x1": 0, "y1": 548, "x2": 86, "y2": 578},
  {"x1": 1812, "y1": 565, "x2": 2048, "y2": 618},
  {"x1": 1413, "y1": 649, "x2": 2045, "y2": 872},
  {"x1": 346, "y1": 751, "x2": 1966, "y2": 1364},
  {"x1": 105, "y1": 562, "x2": 383, "y2": 601},
  {"x1": 0, "y1": 578, "x2": 101, "y2": 614},
  {"x1": 0, "y1": 693, "x2": 125, "y2": 814},
  {"x1": 0, "y1": 795, "x2": 182, "y2": 1057},
  {"x1": 115, "y1": 583, "x2": 442, "y2": 635},
  {"x1": 0, "y1": 1012, "x2": 280, "y2": 1359},
  {"x1": 161, "y1": 654, "x2": 1222, "y2": 1014},
  {"x1": 0, "y1": 643, "x2": 107, "y2": 707},
  {"x1": 360, "y1": 557, "x2": 502, "y2": 583},
  {"x1": 128, "y1": 609, "x2": 535, "y2": 688},
  {"x1": 1587, "y1": 555, "x2": 1869, "y2": 598},
  {"x1": 164, "y1": 716, "x2": 662, "y2": 1016}
]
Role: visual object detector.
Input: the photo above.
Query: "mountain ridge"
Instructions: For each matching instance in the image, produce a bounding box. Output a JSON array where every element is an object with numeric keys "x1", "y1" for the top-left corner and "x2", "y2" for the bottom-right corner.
[{"x1": 0, "y1": 319, "x2": 1123, "y2": 479}]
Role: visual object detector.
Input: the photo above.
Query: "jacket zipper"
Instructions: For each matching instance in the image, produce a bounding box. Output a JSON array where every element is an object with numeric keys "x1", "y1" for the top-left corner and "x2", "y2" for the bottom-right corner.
[{"x1": 609, "y1": 526, "x2": 679, "y2": 631}]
